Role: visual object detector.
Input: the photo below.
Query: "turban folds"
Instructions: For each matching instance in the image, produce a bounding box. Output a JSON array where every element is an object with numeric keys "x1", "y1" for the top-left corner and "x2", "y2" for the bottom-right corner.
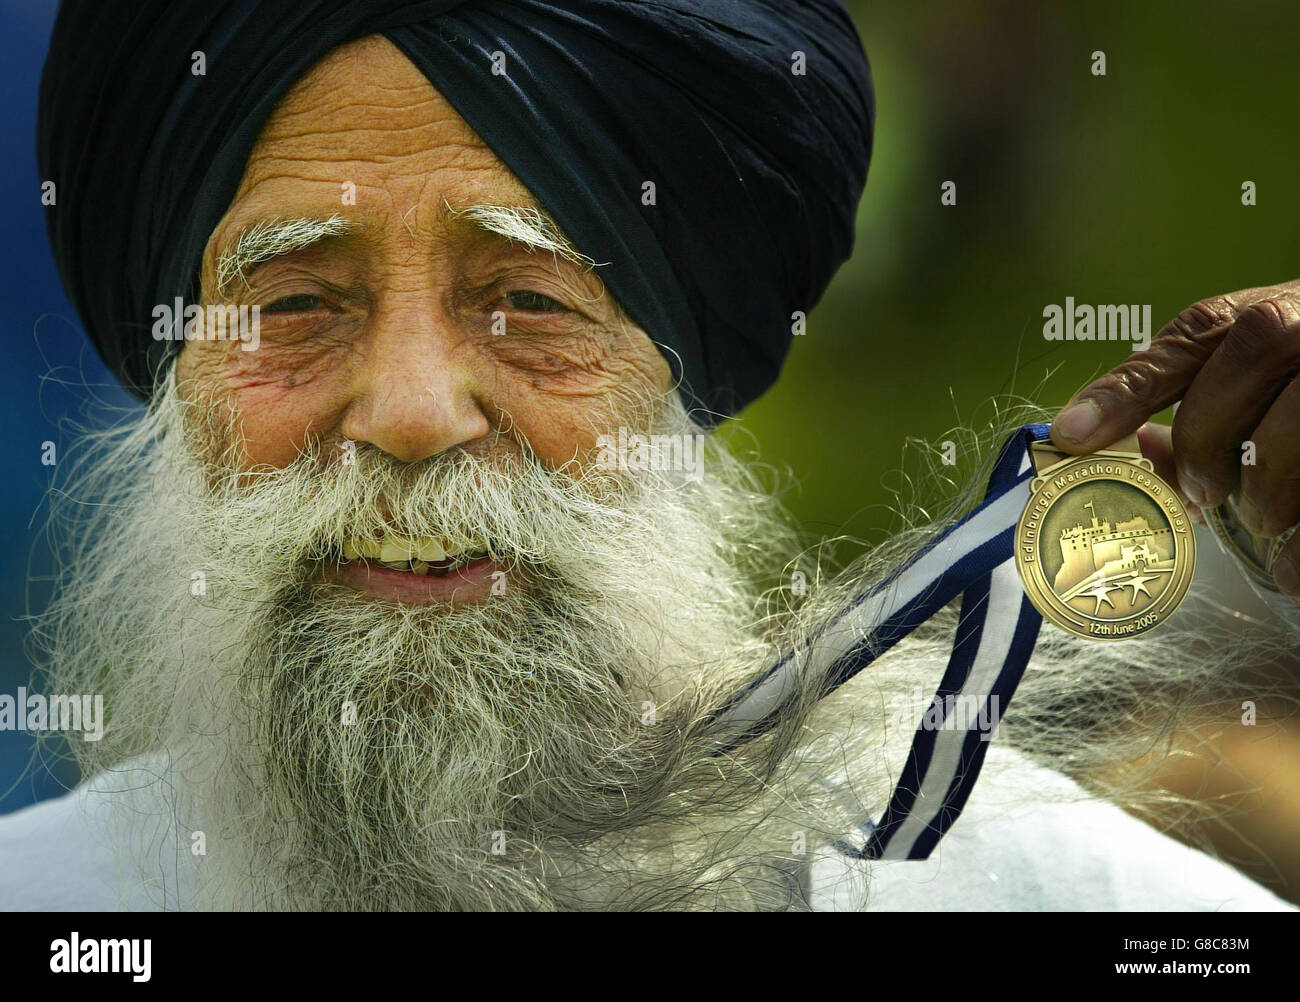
[{"x1": 38, "y1": 1, "x2": 874, "y2": 419}]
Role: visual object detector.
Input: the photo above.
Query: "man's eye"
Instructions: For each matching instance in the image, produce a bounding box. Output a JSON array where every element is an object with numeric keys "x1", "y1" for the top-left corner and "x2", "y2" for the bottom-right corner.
[
  {"x1": 506, "y1": 290, "x2": 566, "y2": 312},
  {"x1": 263, "y1": 293, "x2": 323, "y2": 313}
]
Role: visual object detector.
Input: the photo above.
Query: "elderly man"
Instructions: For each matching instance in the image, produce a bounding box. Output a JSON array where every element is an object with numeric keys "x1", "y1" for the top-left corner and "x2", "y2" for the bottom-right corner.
[{"x1": 2, "y1": 0, "x2": 1296, "y2": 911}]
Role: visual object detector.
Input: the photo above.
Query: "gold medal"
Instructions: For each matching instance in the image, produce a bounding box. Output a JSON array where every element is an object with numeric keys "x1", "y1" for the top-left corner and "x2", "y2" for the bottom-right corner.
[{"x1": 1014, "y1": 432, "x2": 1195, "y2": 640}]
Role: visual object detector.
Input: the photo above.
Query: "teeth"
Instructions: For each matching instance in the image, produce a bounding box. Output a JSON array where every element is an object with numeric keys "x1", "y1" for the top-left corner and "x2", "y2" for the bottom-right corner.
[
  {"x1": 342, "y1": 530, "x2": 476, "y2": 564},
  {"x1": 352, "y1": 538, "x2": 385, "y2": 560},
  {"x1": 414, "y1": 536, "x2": 446, "y2": 562},
  {"x1": 378, "y1": 539, "x2": 410, "y2": 563}
]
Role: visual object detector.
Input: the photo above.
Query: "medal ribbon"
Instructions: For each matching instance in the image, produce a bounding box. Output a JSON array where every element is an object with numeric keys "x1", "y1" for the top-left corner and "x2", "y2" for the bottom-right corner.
[{"x1": 707, "y1": 423, "x2": 1051, "y2": 859}]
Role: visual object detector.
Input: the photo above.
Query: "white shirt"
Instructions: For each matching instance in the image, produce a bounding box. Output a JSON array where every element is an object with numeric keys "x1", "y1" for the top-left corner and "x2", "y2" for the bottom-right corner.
[
  {"x1": 0, "y1": 757, "x2": 197, "y2": 911},
  {"x1": 0, "y1": 746, "x2": 1292, "y2": 911},
  {"x1": 808, "y1": 745, "x2": 1294, "y2": 911}
]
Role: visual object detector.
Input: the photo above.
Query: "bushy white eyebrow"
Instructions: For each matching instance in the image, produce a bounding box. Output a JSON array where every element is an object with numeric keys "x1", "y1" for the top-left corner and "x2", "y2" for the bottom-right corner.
[
  {"x1": 447, "y1": 203, "x2": 600, "y2": 269},
  {"x1": 214, "y1": 204, "x2": 598, "y2": 298},
  {"x1": 215, "y1": 214, "x2": 352, "y2": 296}
]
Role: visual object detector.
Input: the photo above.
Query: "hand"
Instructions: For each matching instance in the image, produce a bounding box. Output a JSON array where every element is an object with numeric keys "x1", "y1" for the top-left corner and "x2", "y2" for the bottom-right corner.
[{"x1": 1049, "y1": 279, "x2": 1300, "y2": 594}]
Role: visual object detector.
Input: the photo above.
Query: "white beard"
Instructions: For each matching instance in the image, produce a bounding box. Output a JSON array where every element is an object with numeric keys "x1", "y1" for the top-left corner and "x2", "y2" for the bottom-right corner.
[
  {"x1": 29, "y1": 375, "x2": 1291, "y2": 910},
  {"x1": 34, "y1": 371, "x2": 843, "y2": 910}
]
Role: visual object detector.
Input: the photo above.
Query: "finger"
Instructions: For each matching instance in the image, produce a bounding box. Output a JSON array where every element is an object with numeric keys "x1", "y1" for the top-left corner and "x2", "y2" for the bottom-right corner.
[
  {"x1": 1173, "y1": 296, "x2": 1300, "y2": 508},
  {"x1": 1051, "y1": 296, "x2": 1241, "y2": 453},
  {"x1": 1238, "y1": 373, "x2": 1300, "y2": 537},
  {"x1": 1135, "y1": 421, "x2": 1206, "y2": 525},
  {"x1": 1270, "y1": 527, "x2": 1300, "y2": 596}
]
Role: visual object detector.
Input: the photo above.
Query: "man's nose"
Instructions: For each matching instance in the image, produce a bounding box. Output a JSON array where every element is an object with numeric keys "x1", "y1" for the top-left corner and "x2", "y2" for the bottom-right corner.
[{"x1": 340, "y1": 295, "x2": 492, "y2": 463}]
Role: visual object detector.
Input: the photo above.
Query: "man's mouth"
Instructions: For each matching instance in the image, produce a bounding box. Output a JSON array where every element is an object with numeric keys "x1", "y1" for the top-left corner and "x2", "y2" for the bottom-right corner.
[
  {"x1": 343, "y1": 533, "x2": 490, "y2": 576},
  {"x1": 323, "y1": 531, "x2": 505, "y2": 604}
]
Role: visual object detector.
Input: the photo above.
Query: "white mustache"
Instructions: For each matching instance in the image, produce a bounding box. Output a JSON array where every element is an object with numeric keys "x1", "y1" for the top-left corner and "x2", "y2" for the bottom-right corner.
[{"x1": 201, "y1": 439, "x2": 637, "y2": 580}]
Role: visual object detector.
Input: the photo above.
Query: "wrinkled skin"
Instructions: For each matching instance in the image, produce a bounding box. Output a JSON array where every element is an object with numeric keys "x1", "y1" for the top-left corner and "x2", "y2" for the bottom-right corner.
[
  {"x1": 1052, "y1": 279, "x2": 1300, "y2": 594},
  {"x1": 177, "y1": 34, "x2": 671, "y2": 477}
]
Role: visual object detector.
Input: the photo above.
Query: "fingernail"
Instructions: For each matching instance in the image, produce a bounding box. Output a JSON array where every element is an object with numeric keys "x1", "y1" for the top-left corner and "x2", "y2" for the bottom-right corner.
[
  {"x1": 1180, "y1": 470, "x2": 1207, "y2": 506},
  {"x1": 1055, "y1": 399, "x2": 1102, "y2": 444},
  {"x1": 1274, "y1": 555, "x2": 1300, "y2": 595}
]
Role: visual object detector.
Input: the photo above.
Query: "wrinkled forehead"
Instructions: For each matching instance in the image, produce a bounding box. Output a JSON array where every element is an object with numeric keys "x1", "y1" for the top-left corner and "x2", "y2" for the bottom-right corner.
[
  {"x1": 240, "y1": 37, "x2": 530, "y2": 201},
  {"x1": 204, "y1": 36, "x2": 559, "y2": 286}
]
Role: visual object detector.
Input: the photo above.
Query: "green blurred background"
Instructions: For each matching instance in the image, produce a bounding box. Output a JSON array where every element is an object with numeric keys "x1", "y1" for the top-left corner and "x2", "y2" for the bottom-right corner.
[{"x1": 731, "y1": 0, "x2": 1300, "y2": 563}]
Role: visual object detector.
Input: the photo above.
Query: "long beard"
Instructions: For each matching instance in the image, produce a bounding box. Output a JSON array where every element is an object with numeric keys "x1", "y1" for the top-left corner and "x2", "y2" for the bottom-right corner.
[
  {"x1": 30, "y1": 373, "x2": 1296, "y2": 910},
  {"x1": 35, "y1": 372, "x2": 845, "y2": 910}
]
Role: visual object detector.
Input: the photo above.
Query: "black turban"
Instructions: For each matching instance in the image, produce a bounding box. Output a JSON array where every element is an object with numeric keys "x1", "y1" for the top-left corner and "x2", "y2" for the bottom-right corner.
[{"x1": 38, "y1": 0, "x2": 873, "y2": 419}]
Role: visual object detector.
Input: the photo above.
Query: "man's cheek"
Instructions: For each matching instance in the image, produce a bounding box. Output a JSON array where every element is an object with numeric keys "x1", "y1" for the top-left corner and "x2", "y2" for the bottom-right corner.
[
  {"x1": 498, "y1": 348, "x2": 669, "y2": 430},
  {"x1": 493, "y1": 385, "x2": 639, "y2": 470},
  {"x1": 484, "y1": 320, "x2": 624, "y2": 379},
  {"x1": 235, "y1": 414, "x2": 321, "y2": 469},
  {"x1": 227, "y1": 316, "x2": 360, "y2": 378},
  {"x1": 217, "y1": 381, "x2": 341, "y2": 470}
]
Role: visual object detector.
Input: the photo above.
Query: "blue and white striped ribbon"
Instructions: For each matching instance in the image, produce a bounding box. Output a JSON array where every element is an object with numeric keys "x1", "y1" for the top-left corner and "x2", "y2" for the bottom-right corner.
[{"x1": 707, "y1": 423, "x2": 1051, "y2": 860}]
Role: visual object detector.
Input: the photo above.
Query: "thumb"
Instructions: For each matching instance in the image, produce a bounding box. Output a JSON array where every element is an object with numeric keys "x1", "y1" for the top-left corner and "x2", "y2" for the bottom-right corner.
[{"x1": 1050, "y1": 297, "x2": 1239, "y2": 452}]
